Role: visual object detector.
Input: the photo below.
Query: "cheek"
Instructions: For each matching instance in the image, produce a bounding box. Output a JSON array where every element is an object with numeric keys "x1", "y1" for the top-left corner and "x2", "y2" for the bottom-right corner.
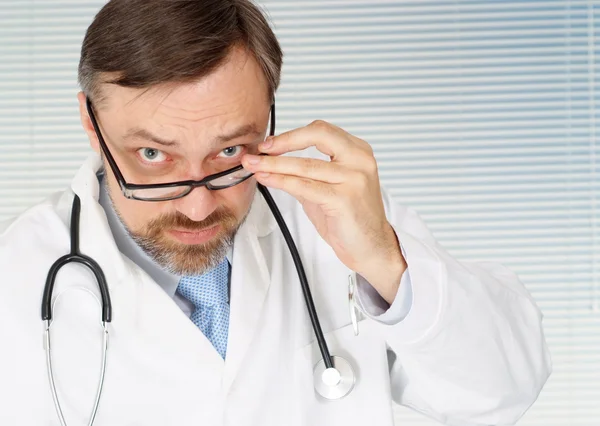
[
  {"x1": 107, "y1": 181, "x2": 165, "y2": 231},
  {"x1": 116, "y1": 199, "x2": 148, "y2": 230}
]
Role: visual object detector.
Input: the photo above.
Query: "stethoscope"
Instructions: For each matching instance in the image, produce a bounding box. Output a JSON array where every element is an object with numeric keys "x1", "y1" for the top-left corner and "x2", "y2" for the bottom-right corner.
[{"x1": 42, "y1": 181, "x2": 358, "y2": 426}]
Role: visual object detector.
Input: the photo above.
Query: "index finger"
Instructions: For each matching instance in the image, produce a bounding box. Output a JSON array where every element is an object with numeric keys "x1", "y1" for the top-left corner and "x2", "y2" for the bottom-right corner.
[{"x1": 259, "y1": 120, "x2": 355, "y2": 162}]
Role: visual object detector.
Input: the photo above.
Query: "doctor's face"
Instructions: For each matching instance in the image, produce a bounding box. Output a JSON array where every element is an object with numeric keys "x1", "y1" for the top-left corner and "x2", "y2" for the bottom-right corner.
[{"x1": 78, "y1": 47, "x2": 272, "y2": 275}]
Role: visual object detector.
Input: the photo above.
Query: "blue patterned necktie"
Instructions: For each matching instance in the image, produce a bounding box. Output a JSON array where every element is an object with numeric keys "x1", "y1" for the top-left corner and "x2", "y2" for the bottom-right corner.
[{"x1": 176, "y1": 258, "x2": 230, "y2": 359}]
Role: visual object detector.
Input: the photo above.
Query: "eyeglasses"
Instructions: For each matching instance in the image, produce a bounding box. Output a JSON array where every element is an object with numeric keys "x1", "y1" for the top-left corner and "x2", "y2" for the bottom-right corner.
[{"x1": 85, "y1": 97, "x2": 275, "y2": 202}]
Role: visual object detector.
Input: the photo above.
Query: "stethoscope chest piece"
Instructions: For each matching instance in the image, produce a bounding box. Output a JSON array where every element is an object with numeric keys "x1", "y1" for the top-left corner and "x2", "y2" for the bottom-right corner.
[{"x1": 313, "y1": 356, "x2": 355, "y2": 400}]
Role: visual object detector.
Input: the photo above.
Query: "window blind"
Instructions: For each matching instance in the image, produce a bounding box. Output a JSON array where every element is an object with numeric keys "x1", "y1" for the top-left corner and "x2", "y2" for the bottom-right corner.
[{"x1": 0, "y1": 1, "x2": 597, "y2": 424}]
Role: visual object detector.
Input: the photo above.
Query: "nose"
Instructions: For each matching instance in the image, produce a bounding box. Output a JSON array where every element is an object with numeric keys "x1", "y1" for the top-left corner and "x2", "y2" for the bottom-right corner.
[{"x1": 173, "y1": 185, "x2": 219, "y2": 222}]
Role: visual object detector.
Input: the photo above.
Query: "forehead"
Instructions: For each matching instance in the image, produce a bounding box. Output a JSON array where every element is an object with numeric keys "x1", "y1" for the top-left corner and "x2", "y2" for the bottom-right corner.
[{"x1": 99, "y1": 47, "x2": 271, "y2": 134}]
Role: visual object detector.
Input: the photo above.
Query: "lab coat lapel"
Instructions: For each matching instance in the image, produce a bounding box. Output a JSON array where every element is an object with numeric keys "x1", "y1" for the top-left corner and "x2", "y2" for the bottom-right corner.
[
  {"x1": 68, "y1": 154, "x2": 226, "y2": 378},
  {"x1": 222, "y1": 191, "x2": 275, "y2": 392},
  {"x1": 66, "y1": 154, "x2": 128, "y2": 289},
  {"x1": 69, "y1": 158, "x2": 283, "y2": 392}
]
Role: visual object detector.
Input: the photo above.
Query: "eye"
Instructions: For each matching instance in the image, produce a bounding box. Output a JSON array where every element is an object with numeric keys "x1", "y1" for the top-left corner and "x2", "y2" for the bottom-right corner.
[
  {"x1": 217, "y1": 145, "x2": 244, "y2": 159},
  {"x1": 137, "y1": 148, "x2": 167, "y2": 163}
]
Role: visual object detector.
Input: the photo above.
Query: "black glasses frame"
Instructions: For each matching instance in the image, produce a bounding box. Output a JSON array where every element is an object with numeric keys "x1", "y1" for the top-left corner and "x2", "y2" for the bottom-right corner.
[{"x1": 85, "y1": 97, "x2": 275, "y2": 202}]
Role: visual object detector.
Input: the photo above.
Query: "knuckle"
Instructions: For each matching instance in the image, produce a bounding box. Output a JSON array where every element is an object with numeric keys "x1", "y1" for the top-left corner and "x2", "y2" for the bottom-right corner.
[
  {"x1": 304, "y1": 159, "x2": 320, "y2": 175},
  {"x1": 363, "y1": 142, "x2": 375, "y2": 157},
  {"x1": 364, "y1": 155, "x2": 378, "y2": 174},
  {"x1": 309, "y1": 119, "x2": 331, "y2": 132},
  {"x1": 341, "y1": 171, "x2": 368, "y2": 197},
  {"x1": 354, "y1": 171, "x2": 370, "y2": 190},
  {"x1": 354, "y1": 146, "x2": 377, "y2": 172}
]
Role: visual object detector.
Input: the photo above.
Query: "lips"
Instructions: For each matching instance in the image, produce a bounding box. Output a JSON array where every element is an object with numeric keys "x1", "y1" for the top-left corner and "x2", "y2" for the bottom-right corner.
[{"x1": 167, "y1": 224, "x2": 221, "y2": 245}]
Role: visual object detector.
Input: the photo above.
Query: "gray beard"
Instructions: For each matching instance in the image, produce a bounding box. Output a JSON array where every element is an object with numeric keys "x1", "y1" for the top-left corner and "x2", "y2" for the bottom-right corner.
[
  {"x1": 131, "y1": 227, "x2": 234, "y2": 275},
  {"x1": 103, "y1": 178, "x2": 251, "y2": 275}
]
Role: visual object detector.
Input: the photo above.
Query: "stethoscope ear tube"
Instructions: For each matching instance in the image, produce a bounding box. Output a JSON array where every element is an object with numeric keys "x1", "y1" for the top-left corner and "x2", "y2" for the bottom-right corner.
[
  {"x1": 257, "y1": 183, "x2": 334, "y2": 370},
  {"x1": 41, "y1": 195, "x2": 112, "y2": 323}
]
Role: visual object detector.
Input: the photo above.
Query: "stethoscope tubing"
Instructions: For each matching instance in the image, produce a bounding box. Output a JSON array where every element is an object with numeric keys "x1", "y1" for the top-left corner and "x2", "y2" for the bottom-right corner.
[
  {"x1": 42, "y1": 195, "x2": 112, "y2": 426},
  {"x1": 257, "y1": 183, "x2": 334, "y2": 369}
]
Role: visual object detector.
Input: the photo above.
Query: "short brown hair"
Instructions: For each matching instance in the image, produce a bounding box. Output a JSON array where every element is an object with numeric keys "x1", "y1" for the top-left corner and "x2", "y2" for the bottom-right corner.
[{"x1": 78, "y1": 0, "x2": 283, "y2": 104}]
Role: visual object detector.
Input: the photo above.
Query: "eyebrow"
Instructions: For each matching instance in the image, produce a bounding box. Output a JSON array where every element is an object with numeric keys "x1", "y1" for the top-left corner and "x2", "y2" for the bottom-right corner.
[{"x1": 122, "y1": 124, "x2": 262, "y2": 147}]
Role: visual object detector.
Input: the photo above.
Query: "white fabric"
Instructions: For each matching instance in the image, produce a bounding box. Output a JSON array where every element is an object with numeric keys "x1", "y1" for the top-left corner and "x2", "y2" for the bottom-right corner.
[
  {"x1": 0, "y1": 153, "x2": 551, "y2": 426},
  {"x1": 355, "y1": 272, "x2": 413, "y2": 323},
  {"x1": 355, "y1": 246, "x2": 414, "y2": 324}
]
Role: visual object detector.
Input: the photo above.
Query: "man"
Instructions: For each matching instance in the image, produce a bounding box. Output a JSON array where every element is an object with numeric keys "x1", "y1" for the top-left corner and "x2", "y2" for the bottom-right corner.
[{"x1": 0, "y1": 1, "x2": 550, "y2": 425}]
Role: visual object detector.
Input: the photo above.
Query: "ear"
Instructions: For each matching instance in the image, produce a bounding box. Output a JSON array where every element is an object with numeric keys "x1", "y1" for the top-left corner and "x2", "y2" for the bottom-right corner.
[{"x1": 77, "y1": 91, "x2": 100, "y2": 154}]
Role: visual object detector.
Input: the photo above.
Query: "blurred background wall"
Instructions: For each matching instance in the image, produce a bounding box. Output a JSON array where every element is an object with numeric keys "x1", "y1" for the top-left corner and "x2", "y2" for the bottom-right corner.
[{"x1": 0, "y1": 1, "x2": 598, "y2": 424}]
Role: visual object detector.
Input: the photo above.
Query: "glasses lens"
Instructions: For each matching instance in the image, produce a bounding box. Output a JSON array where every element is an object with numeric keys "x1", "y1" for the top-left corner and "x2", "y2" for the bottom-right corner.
[
  {"x1": 208, "y1": 168, "x2": 253, "y2": 189},
  {"x1": 123, "y1": 168, "x2": 253, "y2": 200},
  {"x1": 129, "y1": 185, "x2": 192, "y2": 201}
]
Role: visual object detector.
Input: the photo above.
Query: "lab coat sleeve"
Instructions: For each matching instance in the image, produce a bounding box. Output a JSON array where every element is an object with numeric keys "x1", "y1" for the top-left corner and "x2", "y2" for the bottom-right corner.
[
  {"x1": 354, "y1": 260, "x2": 413, "y2": 323},
  {"x1": 354, "y1": 187, "x2": 552, "y2": 426}
]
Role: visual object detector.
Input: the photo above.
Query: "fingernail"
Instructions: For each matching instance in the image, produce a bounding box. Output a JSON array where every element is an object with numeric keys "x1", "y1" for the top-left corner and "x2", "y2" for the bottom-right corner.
[
  {"x1": 260, "y1": 137, "x2": 274, "y2": 150},
  {"x1": 246, "y1": 154, "x2": 261, "y2": 165}
]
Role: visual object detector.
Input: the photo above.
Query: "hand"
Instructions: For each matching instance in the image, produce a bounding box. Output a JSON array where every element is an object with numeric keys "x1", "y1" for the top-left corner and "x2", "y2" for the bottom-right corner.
[{"x1": 241, "y1": 120, "x2": 407, "y2": 304}]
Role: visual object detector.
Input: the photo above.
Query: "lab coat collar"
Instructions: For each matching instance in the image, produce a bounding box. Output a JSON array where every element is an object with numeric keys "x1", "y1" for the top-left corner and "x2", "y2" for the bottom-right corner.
[
  {"x1": 222, "y1": 181, "x2": 290, "y2": 389},
  {"x1": 97, "y1": 173, "x2": 181, "y2": 300},
  {"x1": 66, "y1": 153, "x2": 130, "y2": 289},
  {"x1": 222, "y1": 213, "x2": 272, "y2": 391}
]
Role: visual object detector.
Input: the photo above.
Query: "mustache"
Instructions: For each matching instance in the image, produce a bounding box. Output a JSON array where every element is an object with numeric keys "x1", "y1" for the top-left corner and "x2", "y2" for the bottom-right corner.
[{"x1": 145, "y1": 208, "x2": 237, "y2": 234}]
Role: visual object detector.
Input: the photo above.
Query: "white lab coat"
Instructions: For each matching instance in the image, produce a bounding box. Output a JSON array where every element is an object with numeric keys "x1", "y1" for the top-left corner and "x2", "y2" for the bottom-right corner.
[{"x1": 0, "y1": 153, "x2": 551, "y2": 426}]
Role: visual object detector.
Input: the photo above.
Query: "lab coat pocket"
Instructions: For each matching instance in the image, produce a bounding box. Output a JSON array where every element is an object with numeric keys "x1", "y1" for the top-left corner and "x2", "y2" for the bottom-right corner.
[{"x1": 293, "y1": 322, "x2": 395, "y2": 426}]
